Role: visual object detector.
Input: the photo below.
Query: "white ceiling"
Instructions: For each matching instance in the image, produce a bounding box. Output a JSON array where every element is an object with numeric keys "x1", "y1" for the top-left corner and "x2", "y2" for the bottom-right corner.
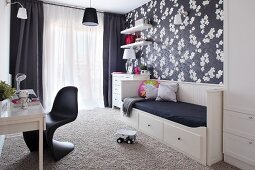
[{"x1": 43, "y1": 0, "x2": 151, "y2": 14}]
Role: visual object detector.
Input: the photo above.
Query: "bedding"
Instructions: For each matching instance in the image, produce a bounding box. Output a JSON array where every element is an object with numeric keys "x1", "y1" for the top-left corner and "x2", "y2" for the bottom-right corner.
[
  {"x1": 122, "y1": 97, "x2": 146, "y2": 117},
  {"x1": 134, "y1": 100, "x2": 207, "y2": 127}
]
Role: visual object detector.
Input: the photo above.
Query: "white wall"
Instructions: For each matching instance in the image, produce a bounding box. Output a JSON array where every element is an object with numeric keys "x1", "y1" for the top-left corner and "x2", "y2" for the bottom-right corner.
[
  {"x1": 0, "y1": 0, "x2": 10, "y2": 157},
  {"x1": 0, "y1": 0, "x2": 10, "y2": 82},
  {"x1": 224, "y1": 0, "x2": 255, "y2": 113}
]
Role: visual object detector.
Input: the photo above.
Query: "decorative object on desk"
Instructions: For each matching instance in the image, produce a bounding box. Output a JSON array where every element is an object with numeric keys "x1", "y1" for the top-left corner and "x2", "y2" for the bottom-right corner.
[
  {"x1": 125, "y1": 34, "x2": 136, "y2": 45},
  {"x1": 15, "y1": 73, "x2": 26, "y2": 94},
  {"x1": 11, "y1": 94, "x2": 40, "y2": 107},
  {"x1": 0, "y1": 81, "x2": 16, "y2": 116},
  {"x1": 134, "y1": 67, "x2": 141, "y2": 74},
  {"x1": 6, "y1": 0, "x2": 27, "y2": 19},
  {"x1": 123, "y1": 48, "x2": 136, "y2": 74},
  {"x1": 82, "y1": 0, "x2": 98, "y2": 26},
  {"x1": 140, "y1": 65, "x2": 149, "y2": 75},
  {"x1": 19, "y1": 90, "x2": 29, "y2": 109}
]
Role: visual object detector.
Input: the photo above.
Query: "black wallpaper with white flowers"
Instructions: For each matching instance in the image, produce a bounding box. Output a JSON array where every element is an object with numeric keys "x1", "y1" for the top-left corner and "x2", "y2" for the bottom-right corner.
[{"x1": 126, "y1": 0, "x2": 223, "y2": 84}]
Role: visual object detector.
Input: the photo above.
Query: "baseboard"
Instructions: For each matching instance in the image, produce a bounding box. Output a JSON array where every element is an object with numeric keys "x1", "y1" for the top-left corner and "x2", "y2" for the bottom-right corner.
[
  {"x1": 207, "y1": 154, "x2": 223, "y2": 166},
  {"x1": 224, "y1": 155, "x2": 255, "y2": 170},
  {"x1": 0, "y1": 135, "x2": 5, "y2": 157}
]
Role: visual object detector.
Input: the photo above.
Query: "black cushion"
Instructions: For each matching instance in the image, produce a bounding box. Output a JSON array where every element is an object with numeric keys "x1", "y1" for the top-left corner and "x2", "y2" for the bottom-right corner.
[{"x1": 133, "y1": 100, "x2": 207, "y2": 127}]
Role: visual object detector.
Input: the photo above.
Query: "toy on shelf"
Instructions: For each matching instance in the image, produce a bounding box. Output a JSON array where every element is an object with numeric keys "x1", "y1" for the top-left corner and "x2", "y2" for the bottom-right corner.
[
  {"x1": 116, "y1": 129, "x2": 137, "y2": 144},
  {"x1": 134, "y1": 67, "x2": 140, "y2": 74}
]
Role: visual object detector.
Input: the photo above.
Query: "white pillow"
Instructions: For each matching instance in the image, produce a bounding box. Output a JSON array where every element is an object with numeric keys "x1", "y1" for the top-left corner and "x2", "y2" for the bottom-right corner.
[
  {"x1": 145, "y1": 84, "x2": 158, "y2": 100},
  {"x1": 156, "y1": 83, "x2": 178, "y2": 102}
]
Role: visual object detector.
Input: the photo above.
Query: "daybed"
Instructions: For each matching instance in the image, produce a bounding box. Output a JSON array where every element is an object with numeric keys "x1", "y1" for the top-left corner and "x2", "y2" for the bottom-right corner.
[{"x1": 120, "y1": 80, "x2": 223, "y2": 166}]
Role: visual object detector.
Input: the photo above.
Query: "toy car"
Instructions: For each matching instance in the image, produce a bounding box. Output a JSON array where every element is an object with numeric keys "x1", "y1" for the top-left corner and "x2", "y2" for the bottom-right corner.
[{"x1": 116, "y1": 129, "x2": 137, "y2": 144}]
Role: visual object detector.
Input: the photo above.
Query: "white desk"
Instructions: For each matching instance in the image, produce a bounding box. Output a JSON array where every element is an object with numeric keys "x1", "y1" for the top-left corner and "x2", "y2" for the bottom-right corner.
[{"x1": 0, "y1": 102, "x2": 45, "y2": 170}]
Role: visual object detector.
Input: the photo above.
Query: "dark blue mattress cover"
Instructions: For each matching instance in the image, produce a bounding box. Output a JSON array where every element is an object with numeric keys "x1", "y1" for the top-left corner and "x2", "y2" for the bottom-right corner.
[{"x1": 133, "y1": 100, "x2": 207, "y2": 127}]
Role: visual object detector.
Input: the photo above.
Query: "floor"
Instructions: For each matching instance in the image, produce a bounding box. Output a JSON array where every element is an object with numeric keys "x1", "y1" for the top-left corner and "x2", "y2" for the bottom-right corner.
[
  {"x1": 0, "y1": 135, "x2": 5, "y2": 156},
  {"x1": 0, "y1": 108, "x2": 239, "y2": 170}
]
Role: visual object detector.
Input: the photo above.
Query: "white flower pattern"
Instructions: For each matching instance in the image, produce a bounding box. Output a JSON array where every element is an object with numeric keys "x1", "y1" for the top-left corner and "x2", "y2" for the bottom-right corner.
[{"x1": 126, "y1": 0, "x2": 223, "y2": 84}]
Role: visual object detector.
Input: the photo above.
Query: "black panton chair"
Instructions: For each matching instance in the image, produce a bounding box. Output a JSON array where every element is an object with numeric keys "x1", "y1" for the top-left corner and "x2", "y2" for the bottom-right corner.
[
  {"x1": 23, "y1": 86, "x2": 78, "y2": 161},
  {"x1": 46, "y1": 86, "x2": 78, "y2": 161}
]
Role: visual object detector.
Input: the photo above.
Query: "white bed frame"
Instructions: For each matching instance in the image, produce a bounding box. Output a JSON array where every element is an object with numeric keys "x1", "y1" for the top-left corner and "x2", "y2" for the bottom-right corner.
[{"x1": 120, "y1": 80, "x2": 223, "y2": 166}]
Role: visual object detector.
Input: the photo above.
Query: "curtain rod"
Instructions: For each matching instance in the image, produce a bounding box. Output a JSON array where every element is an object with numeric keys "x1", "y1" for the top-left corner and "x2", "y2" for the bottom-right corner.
[{"x1": 40, "y1": 0, "x2": 104, "y2": 13}]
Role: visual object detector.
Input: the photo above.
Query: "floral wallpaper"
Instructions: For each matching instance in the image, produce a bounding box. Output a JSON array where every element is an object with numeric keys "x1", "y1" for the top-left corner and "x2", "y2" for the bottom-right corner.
[{"x1": 126, "y1": 0, "x2": 223, "y2": 84}]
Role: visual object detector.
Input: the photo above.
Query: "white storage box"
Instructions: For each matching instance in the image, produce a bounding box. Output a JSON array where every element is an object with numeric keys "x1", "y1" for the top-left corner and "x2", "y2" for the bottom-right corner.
[{"x1": 135, "y1": 18, "x2": 149, "y2": 26}]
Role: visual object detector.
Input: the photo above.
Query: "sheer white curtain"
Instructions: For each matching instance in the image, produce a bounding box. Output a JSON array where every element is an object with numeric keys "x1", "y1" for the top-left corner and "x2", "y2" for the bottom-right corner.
[{"x1": 43, "y1": 4, "x2": 104, "y2": 111}]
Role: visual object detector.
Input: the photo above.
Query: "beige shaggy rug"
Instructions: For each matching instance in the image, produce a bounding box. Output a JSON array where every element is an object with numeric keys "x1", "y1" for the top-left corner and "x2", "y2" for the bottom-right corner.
[{"x1": 0, "y1": 108, "x2": 239, "y2": 170}]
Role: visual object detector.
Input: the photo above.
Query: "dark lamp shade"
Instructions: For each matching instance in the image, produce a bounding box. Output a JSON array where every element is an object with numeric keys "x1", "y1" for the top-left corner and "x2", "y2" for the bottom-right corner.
[{"x1": 82, "y1": 8, "x2": 98, "y2": 26}]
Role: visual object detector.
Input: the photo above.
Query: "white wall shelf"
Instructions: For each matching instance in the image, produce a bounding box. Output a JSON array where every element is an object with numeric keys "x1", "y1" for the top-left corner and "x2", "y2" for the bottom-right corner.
[
  {"x1": 121, "y1": 23, "x2": 152, "y2": 35},
  {"x1": 120, "y1": 41, "x2": 152, "y2": 49}
]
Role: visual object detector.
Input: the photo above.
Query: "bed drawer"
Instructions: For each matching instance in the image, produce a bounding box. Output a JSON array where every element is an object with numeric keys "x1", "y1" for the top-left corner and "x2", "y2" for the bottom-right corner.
[
  {"x1": 139, "y1": 112, "x2": 164, "y2": 140},
  {"x1": 164, "y1": 121, "x2": 201, "y2": 160},
  {"x1": 224, "y1": 132, "x2": 255, "y2": 166}
]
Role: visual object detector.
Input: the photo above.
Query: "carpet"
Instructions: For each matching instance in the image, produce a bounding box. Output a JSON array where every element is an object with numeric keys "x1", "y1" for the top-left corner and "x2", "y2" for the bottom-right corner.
[{"x1": 0, "y1": 108, "x2": 239, "y2": 170}]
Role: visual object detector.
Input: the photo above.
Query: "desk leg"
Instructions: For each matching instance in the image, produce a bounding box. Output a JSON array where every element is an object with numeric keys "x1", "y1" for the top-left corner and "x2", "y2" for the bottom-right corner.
[{"x1": 39, "y1": 119, "x2": 43, "y2": 170}]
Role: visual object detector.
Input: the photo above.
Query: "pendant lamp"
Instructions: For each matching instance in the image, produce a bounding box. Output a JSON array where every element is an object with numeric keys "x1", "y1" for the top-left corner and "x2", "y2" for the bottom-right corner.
[{"x1": 82, "y1": 0, "x2": 98, "y2": 26}]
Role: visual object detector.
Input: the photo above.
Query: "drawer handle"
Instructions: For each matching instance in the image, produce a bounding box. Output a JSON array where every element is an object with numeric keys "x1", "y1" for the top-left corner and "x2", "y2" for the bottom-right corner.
[
  {"x1": 178, "y1": 137, "x2": 181, "y2": 140},
  {"x1": 148, "y1": 124, "x2": 151, "y2": 127},
  {"x1": 249, "y1": 116, "x2": 254, "y2": 120},
  {"x1": 249, "y1": 141, "x2": 253, "y2": 145}
]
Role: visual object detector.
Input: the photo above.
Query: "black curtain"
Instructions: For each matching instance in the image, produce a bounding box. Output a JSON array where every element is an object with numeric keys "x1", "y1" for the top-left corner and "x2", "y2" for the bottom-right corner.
[
  {"x1": 10, "y1": 0, "x2": 44, "y2": 101},
  {"x1": 103, "y1": 13, "x2": 126, "y2": 107}
]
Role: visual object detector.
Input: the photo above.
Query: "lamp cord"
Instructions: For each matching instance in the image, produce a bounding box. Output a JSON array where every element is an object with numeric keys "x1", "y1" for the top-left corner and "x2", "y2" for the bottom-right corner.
[
  {"x1": 90, "y1": 0, "x2": 91, "y2": 8},
  {"x1": 8, "y1": 1, "x2": 24, "y2": 8}
]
